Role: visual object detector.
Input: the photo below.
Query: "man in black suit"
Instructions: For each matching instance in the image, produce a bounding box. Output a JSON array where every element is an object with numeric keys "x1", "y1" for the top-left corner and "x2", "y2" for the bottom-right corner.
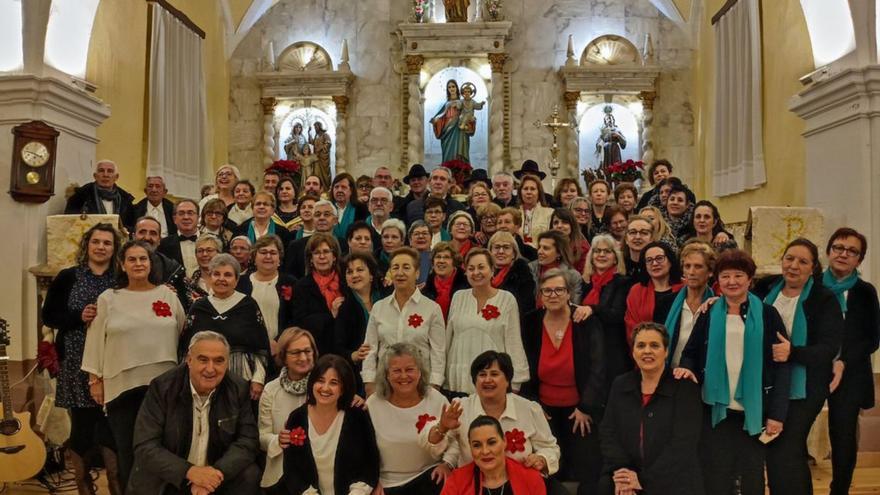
[
  {"x1": 396, "y1": 164, "x2": 429, "y2": 219},
  {"x1": 491, "y1": 171, "x2": 519, "y2": 208},
  {"x1": 405, "y1": 166, "x2": 465, "y2": 226},
  {"x1": 283, "y1": 200, "x2": 338, "y2": 278},
  {"x1": 133, "y1": 216, "x2": 190, "y2": 310},
  {"x1": 130, "y1": 176, "x2": 177, "y2": 238},
  {"x1": 64, "y1": 160, "x2": 135, "y2": 230},
  {"x1": 158, "y1": 199, "x2": 200, "y2": 278}
]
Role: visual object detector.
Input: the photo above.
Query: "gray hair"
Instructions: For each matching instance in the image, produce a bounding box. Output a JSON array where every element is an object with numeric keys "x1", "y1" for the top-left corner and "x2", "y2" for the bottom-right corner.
[
  {"x1": 229, "y1": 235, "x2": 252, "y2": 247},
  {"x1": 95, "y1": 159, "x2": 118, "y2": 173},
  {"x1": 539, "y1": 267, "x2": 577, "y2": 294},
  {"x1": 381, "y1": 218, "x2": 407, "y2": 238},
  {"x1": 408, "y1": 220, "x2": 430, "y2": 238},
  {"x1": 376, "y1": 342, "x2": 430, "y2": 399},
  {"x1": 196, "y1": 234, "x2": 223, "y2": 252},
  {"x1": 188, "y1": 330, "x2": 230, "y2": 352},
  {"x1": 208, "y1": 253, "x2": 241, "y2": 278},
  {"x1": 370, "y1": 186, "x2": 393, "y2": 200},
  {"x1": 216, "y1": 164, "x2": 241, "y2": 181},
  {"x1": 583, "y1": 234, "x2": 626, "y2": 277},
  {"x1": 431, "y1": 167, "x2": 452, "y2": 179},
  {"x1": 492, "y1": 171, "x2": 514, "y2": 183},
  {"x1": 488, "y1": 231, "x2": 521, "y2": 260},
  {"x1": 314, "y1": 199, "x2": 339, "y2": 217}
]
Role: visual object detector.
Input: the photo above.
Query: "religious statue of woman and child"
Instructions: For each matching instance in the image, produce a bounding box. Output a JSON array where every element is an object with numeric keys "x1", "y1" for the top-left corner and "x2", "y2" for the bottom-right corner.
[
  {"x1": 283, "y1": 121, "x2": 332, "y2": 189},
  {"x1": 430, "y1": 79, "x2": 485, "y2": 165}
]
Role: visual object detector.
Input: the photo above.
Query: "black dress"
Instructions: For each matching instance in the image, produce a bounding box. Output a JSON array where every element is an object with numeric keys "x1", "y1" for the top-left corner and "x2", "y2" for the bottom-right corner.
[{"x1": 494, "y1": 258, "x2": 536, "y2": 322}]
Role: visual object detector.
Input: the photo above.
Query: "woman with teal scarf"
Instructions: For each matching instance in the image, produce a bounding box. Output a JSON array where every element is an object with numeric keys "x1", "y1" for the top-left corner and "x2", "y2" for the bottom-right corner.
[
  {"x1": 235, "y1": 191, "x2": 291, "y2": 246},
  {"x1": 676, "y1": 249, "x2": 791, "y2": 495},
  {"x1": 753, "y1": 238, "x2": 843, "y2": 495},
  {"x1": 823, "y1": 228, "x2": 880, "y2": 495},
  {"x1": 666, "y1": 241, "x2": 716, "y2": 367}
]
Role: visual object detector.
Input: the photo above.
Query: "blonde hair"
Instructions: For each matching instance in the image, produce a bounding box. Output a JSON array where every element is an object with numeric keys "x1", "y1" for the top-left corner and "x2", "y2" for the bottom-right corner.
[
  {"x1": 583, "y1": 234, "x2": 626, "y2": 277},
  {"x1": 639, "y1": 206, "x2": 672, "y2": 241}
]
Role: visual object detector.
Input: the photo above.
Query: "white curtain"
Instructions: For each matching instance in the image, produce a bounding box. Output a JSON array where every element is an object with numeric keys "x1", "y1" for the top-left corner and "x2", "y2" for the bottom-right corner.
[
  {"x1": 146, "y1": 2, "x2": 208, "y2": 198},
  {"x1": 712, "y1": 0, "x2": 766, "y2": 197}
]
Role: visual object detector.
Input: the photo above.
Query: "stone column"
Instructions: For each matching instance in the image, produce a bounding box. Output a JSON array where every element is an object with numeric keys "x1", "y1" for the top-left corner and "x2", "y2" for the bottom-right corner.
[
  {"x1": 488, "y1": 53, "x2": 507, "y2": 175},
  {"x1": 564, "y1": 91, "x2": 580, "y2": 179},
  {"x1": 260, "y1": 97, "x2": 276, "y2": 167},
  {"x1": 638, "y1": 91, "x2": 656, "y2": 188},
  {"x1": 333, "y1": 95, "x2": 350, "y2": 174},
  {"x1": 404, "y1": 55, "x2": 424, "y2": 168}
]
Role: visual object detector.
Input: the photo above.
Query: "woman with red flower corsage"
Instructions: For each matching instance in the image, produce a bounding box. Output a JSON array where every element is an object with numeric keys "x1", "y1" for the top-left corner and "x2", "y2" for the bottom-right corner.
[
  {"x1": 82, "y1": 240, "x2": 185, "y2": 491},
  {"x1": 520, "y1": 268, "x2": 605, "y2": 492},
  {"x1": 367, "y1": 343, "x2": 454, "y2": 494},
  {"x1": 446, "y1": 248, "x2": 528, "y2": 395},
  {"x1": 362, "y1": 248, "x2": 446, "y2": 397},
  {"x1": 440, "y1": 415, "x2": 546, "y2": 495},
  {"x1": 281, "y1": 355, "x2": 379, "y2": 495}
]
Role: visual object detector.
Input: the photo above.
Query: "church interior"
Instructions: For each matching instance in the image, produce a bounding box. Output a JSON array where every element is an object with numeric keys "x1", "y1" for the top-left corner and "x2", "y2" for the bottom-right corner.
[{"x1": 1, "y1": 0, "x2": 879, "y2": 493}]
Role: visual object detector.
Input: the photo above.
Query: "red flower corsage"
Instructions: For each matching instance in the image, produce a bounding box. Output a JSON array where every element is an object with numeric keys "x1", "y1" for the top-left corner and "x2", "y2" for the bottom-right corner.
[
  {"x1": 280, "y1": 285, "x2": 293, "y2": 301},
  {"x1": 481, "y1": 304, "x2": 500, "y2": 321},
  {"x1": 408, "y1": 313, "x2": 424, "y2": 328},
  {"x1": 152, "y1": 300, "x2": 172, "y2": 317},
  {"x1": 289, "y1": 427, "x2": 307, "y2": 446},
  {"x1": 415, "y1": 413, "x2": 436, "y2": 433},
  {"x1": 505, "y1": 428, "x2": 526, "y2": 453}
]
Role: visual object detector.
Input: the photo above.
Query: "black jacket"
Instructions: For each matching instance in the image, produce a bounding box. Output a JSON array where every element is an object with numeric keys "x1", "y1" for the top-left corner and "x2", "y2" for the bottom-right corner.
[
  {"x1": 158, "y1": 233, "x2": 195, "y2": 268},
  {"x1": 835, "y1": 279, "x2": 880, "y2": 408},
  {"x1": 496, "y1": 258, "x2": 536, "y2": 321},
  {"x1": 130, "y1": 197, "x2": 177, "y2": 237},
  {"x1": 41, "y1": 267, "x2": 92, "y2": 361},
  {"x1": 520, "y1": 308, "x2": 606, "y2": 415},
  {"x1": 281, "y1": 405, "x2": 379, "y2": 495},
  {"x1": 581, "y1": 273, "x2": 634, "y2": 391},
  {"x1": 235, "y1": 272, "x2": 297, "y2": 338},
  {"x1": 405, "y1": 194, "x2": 466, "y2": 226},
  {"x1": 234, "y1": 219, "x2": 292, "y2": 247},
  {"x1": 679, "y1": 299, "x2": 792, "y2": 423},
  {"x1": 421, "y1": 267, "x2": 470, "y2": 302},
  {"x1": 282, "y1": 236, "x2": 310, "y2": 279},
  {"x1": 153, "y1": 251, "x2": 190, "y2": 312},
  {"x1": 599, "y1": 369, "x2": 704, "y2": 495},
  {"x1": 754, "y1": 276, "x2": 843, "y2": 400},
  {"x1": 515, "y1": 234, "x2": 538, "y2": 261},
  {"x1": 64, "y1": 182, "x2": 135, "y2": 229},
  {"x1": 128, "y1": 365, "x2": 259, "y2": 495},
  {"x1": 290, "y1": 273, "x2": 337, "y2": 354}
]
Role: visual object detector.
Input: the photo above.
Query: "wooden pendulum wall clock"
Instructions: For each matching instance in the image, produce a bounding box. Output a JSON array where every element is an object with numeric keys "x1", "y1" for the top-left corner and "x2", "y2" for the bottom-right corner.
[{"x1": 9, "y1": 120, "x2": 60, "y2": 204}]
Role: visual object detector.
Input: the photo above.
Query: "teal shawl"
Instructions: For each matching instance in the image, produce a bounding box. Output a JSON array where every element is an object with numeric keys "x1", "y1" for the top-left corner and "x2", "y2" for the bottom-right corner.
[
  {"x1": 763, "y1": 277, "x2": 813, "y2": 400},
  {"x1": 665, "y1": 286, "x2": 714, "y2": 365},
  {"x1": 822, "y1": 268, "x2": 859, "y2": 313},
  {"x1": 333, "y1": 203, "x2": 357, "y2": 239},
  {"x1": 703, "y1": 293, "x2": 765, "y2": 435},
  {"x1": 247, "y1": 220, "x2": 277, "y2": 244}
]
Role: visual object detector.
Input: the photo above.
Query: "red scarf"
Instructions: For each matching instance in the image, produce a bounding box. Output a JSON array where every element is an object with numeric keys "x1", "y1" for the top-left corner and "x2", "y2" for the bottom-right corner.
[
  {"x1": 624, "y1": 280, "x2": 684, "y2": 344},
  {"x1": 457, "y1": 239, "x2": 473, "y2": 260},
  {"x1": 491, "y1": 264, "x2": 513, "y2": 288},
  {"x1": 434, "y1": 270, "x2": 456, "y2": 320},
  {"x1": 582, "y1": 269, "x2": 616, "y2": 306},
  {"x1": 312, "y1": 271, "x2": 342, "y2": 311}
]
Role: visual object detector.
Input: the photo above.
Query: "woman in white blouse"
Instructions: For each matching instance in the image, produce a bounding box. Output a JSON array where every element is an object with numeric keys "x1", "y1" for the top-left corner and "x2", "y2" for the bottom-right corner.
[
  {"x1": 362, "y1": 247, "x2": 446, "y2": 394},
  {"x1": 258, "y1": 327, "x2": 318, "y2": 488},
  {"x1": 424, "y1": 351, "x2": 561, "y2": 479},
  {"x1": 367, "y1": 343, "x2": 454, "y2": 494},
  {"x1": 445, "y1": 248, "x2": 528, "y2": 394},
  {"x1": 82, "y1": 240, "x2": 185, "y2": 491}
]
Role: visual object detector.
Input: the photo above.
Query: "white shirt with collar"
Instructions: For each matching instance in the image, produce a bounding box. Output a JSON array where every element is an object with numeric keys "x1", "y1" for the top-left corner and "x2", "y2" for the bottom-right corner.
[
  {"x1": 178, "y1": 233, "x2": 198, "y2": 277},
  {"x1": 146, "y1": 201, "x2": 169, "y2": 237},
  {"x1": 361, "y1": 289, "x2": 446, "y2": 386},
  {"x1": 188, "y1": 380, "x2": 216, "y2": 467}
]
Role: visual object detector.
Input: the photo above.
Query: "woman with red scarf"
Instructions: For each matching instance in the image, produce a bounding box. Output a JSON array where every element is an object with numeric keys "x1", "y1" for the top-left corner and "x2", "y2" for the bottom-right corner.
[
  {"x1": 447, "y1": 210, "x2": 477, "y2": 259},
  {"x1": 422, "y1": 242, "x2": 470, "y2": 320},
  {"x1": 573, "y1": 234, "x2": 633, "y2": 393},
  {"x1": 290, "y1": 233, "x2": 344, "y2": 354},
  {"x1": 528, "y1": 230, "x2": 582, "y2": 305},
  {"x1": 624, "y1": 241, "x2": 683, "y2": 345},
  {"x1": 488, "y1": 231, "x2": 535, "y2": 322}
]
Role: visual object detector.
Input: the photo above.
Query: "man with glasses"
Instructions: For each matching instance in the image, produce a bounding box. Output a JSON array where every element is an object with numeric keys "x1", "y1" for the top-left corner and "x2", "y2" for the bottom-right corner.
[
  {"x1": 367, "y1": 187, "x2": 393, "y2": 236},
  {"x1": 283, "y1": 200, "x2": 338, "y2": 278},
  {"x1": 373, "y1": 166, "x2": 407, "y2": 218},
  {"x1": 159, "y1": 199, "x2": 201, "y2": 277},
  {"x1": 405, "y1": 167, "x2": 465, "y2": 226}
]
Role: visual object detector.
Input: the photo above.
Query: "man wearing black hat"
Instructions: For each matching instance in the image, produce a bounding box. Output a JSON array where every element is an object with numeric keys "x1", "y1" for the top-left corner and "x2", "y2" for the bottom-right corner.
[
  {"x1": 396, "y1": 164, "x2": 430, "y2": 219},
  {"x1": 513, "y1": 159, "x2": 554, "y2": 205}
]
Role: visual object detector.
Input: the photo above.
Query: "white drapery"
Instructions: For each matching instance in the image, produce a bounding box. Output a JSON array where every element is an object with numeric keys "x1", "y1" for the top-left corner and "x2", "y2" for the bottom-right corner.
[
  {"x1": 146, "y1": 2, "x2": 208, "y2": 198},
  {"x1": 712, "y1": 0, "x2": 766, "y2": 197}
]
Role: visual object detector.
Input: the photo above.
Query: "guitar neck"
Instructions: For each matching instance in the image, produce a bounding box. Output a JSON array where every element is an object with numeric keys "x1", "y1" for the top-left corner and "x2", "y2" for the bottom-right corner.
[{"x1": 0, "y1": 344, "x2": 11, "y2": 422}]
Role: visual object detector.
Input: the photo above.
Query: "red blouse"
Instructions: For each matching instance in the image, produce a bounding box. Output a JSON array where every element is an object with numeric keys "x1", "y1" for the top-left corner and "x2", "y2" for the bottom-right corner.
[{"x1": 538, "y1": 322, "x2": 579, "y2": 407}]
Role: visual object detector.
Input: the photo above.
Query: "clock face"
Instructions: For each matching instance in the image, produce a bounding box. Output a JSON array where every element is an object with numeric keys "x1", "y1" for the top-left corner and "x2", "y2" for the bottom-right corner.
[{"x1": 21, "y1": 141, "x2": 50, "y2": 167}]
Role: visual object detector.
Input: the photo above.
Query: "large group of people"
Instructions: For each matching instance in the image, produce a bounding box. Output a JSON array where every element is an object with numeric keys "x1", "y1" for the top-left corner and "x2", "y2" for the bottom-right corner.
[{"x1": 43, "y1": 157, "x2": 879, "y2": 495}]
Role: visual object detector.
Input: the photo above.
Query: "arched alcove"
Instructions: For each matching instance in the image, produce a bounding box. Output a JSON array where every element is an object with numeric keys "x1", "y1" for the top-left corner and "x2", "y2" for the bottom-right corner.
[
  {"x1": 277, "y1": 105, "x2": 337, "y2": 178},
  {"x1": 276, "y1": 41, "x2": 333, "y2": 71},
  {"x1": 581, "y1": 35, "x2": 641, "y2": 66},
  {"x1": 422, "y1": 66, "x2": 490, "y2": 169},
  {"x1": 578, "y1": 102, "x2": 640, "y2": 183}
]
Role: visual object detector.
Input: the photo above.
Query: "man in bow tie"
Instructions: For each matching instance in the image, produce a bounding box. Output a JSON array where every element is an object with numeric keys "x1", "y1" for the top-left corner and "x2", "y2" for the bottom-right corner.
[{"x1": 159, "y1": 199, "x2": 201, "y2": 278}]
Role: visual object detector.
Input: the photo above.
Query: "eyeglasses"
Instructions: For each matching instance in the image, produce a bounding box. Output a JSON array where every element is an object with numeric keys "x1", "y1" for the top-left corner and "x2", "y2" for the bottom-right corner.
[
  {"x1": 572, "y1": 208, "x2": 590, "y2": 215},
  {"x1": 358, "y1": 184, "x2": 373, "y2": 190},
  {"x1": 196, "y1": 248, "x2": 218, "y2": 255},
  {"x1": 286, "y1": 349, "x2": 314, "y2": 358},
  {"x1": 313, "y1": 249, "x2": 334, "y2": 257},
  {"x1": 539, "y1": 287, "x2": 569, "y2": 297},
  {"x1": 411, "y1": 230, "x2": 430, "y2": 237},
  {"x1": 369, "y1": 198, "x2": 390, "y2": 204},
  {"x1": 627, "y1": 229, "x2": 653, "y2": 237},
  {"x1": 491, "y1": 244, "x2": 514, "y2": 252},
  {"x1": 254, "y1": 201, "x2": 273, "y2": 208},
  {"x1": 830, "y1": 244, "x2": 861, "y2": 258},
  {"x1": 205, "y1": 211, "x2": 225, "y2": 217},
  {"x1": 645, "y1": 255, "x2": 668, "y2": 265},
  {"x1": 216, "y1": 171, "x2": 234, "y2": 178}
]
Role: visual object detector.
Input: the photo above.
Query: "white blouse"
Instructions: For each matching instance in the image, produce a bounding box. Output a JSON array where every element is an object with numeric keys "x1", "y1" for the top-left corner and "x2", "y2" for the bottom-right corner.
[
  {"x1": 304, "y1": 411, "x2": 371, "y2": 495},
  {"x1": 250, "y1": 273, "x2": 280, "y2": 340},
  {"x1": 773, "y1": 292, "x2": 799, "y2": 334},
  {"x1": 258, "y1": 377, "x2": 307, "y2": 487},
  {"x1": 366, "y1": 388, "x2": 452, "y2": 488},
  {"x1": 81, "y1": 285, "x2": 184, "y2": 403},
  {"x1": 423, "y1": 393, "x2": 561, "y2": 475},
  {"x1": 671, "y1": 304, "x2": 696, "y2": 367},
  {"x1": 445, "y1": 289, "x2": 529, "y2": 393},
  {"x1": 725, "y1": 315, "x2": 746, "y2": 411},
  {"x1": 361, "y1": 289, "x2": 446, "y2": 386}
]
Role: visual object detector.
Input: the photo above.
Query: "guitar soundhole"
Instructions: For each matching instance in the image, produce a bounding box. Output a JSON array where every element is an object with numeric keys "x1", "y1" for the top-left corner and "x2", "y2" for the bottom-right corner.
[{"x1": 0, "y1": 418, "x2": 21, "y2": 436}]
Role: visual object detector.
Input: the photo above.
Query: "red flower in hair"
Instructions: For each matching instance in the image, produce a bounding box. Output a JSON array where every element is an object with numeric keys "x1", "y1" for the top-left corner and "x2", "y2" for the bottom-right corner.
[
  {"x1": 152, "y1": 300, "x2": 172, "y2": 317},
  {"x1": 289, "y1": 427, "x2": 307, "y2": 447},
  {"x1": 505, "y1": 429, "x2": 526, "y2": 453},
  {"x1": 481, "y1": 304, "x2": 501, "y2": 321},
  {"x1": 415, "y1": 413, "x2": 436, "y2": 433},
  {"x1": 280, "y1": 285, "x2": 293, "y2": 301},
  {"x1": 408, "y1": 314, "x2": 424, "y2": 328}
]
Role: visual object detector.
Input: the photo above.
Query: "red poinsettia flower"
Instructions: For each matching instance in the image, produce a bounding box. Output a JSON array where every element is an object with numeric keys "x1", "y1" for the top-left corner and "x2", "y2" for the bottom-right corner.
[
  {"x1": 269, "y1": 160, "x2": 302, "y2": 174},
  {"x1": 415, "y1": 413, "x2": 437, "y2": 433},
  {"x1": 280, "y1": 285, "x2": 293, "y2": 301},
  {"x1": 36, "y1": 341, "x2": 60, "y2": 377},
  {"x1": 481, "y1": 304, "x2": 501, "y2": 321},
  {"x1": 152, "y1": 300, "x2": 172, "y2": 317},
  {"x1": 408, "y1": 313, "x2": 424, "y2": 328},
  {"x1": 289, "y1": 426, "x2": 307, "y2": 447},
  {"x1": 505, "y1": 428, "x2": 526, "y2": 453}
]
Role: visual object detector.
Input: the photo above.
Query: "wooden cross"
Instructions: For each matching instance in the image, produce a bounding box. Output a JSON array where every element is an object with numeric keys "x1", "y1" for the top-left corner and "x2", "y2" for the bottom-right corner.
[{"x1": 533, "y1": 105, "x2": 575, "y2": 185}]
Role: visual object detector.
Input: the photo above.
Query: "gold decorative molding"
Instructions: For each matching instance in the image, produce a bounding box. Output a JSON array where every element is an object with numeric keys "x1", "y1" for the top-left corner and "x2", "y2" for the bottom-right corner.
[
  {"x1": 488, "y1": 53, "x2": 508, "y2": 73},
  {"x1": 563, "y1": 91, "x2": 580, "y2": 111},
  {"x1": 332, "y1": 95, "x2": 350, "y2": 115},
  {"x1": 260, "y1": 97, "x2": 276, "y2": 115},
  {"x1": 639, "y1": 91, "x2": 657, "y2": 110},
  {"x1": 404, "y1": 55, "x2": 425, "y2": 75}
]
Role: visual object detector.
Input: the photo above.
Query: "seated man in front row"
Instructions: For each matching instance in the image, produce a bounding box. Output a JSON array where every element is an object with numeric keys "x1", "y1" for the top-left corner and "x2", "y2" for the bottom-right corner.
[{"x1": 127, "y1": 331, "x2": 260, "y2": 495}]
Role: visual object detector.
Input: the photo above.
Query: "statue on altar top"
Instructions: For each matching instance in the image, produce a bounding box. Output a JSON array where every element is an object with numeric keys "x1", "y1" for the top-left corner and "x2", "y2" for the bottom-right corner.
[
  {"x1": 444, "y1": 0, "x2": 470, "y2": 22},
  {"x1": 595, "y1": 105, "x2": 626, "y2": 169}
]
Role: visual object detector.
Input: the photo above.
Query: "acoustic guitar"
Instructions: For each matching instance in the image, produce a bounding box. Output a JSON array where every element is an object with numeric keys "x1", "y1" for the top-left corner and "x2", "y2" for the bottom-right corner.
[{"x1": 0, "y1": 318, "x2": 47, "y2": 481}]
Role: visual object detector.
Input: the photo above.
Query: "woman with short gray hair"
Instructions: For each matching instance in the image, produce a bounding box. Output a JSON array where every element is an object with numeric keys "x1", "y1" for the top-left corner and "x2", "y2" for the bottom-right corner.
[
  {"x1": 180, "y1": 253, "x2": 271, "y2": 402},
  {"x1": 366, "y1": 343, "x2": 454, "y2": 494}
]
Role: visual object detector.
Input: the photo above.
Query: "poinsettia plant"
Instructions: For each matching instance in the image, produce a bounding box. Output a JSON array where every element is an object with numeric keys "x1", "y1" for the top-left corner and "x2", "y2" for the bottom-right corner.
[
  {"x1": 441, "y1": 159, "x2": 473, "y2": 188},
  {"x1": 606, "y1": 159, "x2": 645, "y2": 184}
]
